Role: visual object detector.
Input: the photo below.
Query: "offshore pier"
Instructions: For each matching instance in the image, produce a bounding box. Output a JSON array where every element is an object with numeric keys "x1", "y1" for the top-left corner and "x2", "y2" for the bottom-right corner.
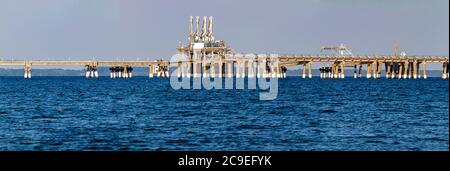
[{"x1": 0, "y1": 16, "x2": 449, "y2": 79}]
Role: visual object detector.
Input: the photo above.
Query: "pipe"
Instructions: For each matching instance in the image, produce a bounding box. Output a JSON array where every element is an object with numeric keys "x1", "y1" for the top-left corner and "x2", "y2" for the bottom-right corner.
[
  {"x1": 195, "y1": 16, "x2": 200, "y2": 38},
  {"x1": 208, "y1": 16, "x2": 213, "y2": 41}
]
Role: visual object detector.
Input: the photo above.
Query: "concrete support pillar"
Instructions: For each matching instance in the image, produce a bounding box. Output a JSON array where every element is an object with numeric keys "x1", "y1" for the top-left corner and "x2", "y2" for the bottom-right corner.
[
  {"x1": 210, "y1": 51, "x2": 215, "y2": 78},
  {"x1": 340, "y1": 62, "x2": 345, "y2": 79},
  {"x1": 218, "y1": 58, "x2": 223, "y2": 78},
  {"x1": 110, "y1": 68, "x2": 114, "y2": 78},
  {"x1": 128, "y1": 67, "x2": 133, "y2": 78},
  {"x1": 358, "y1": 64, "x2": 363, "y2": 78},
  {"x1": 327, "y1": 68, "x2": 331, "y2": 78},
  {"x1": 187, "y1": 52, "x2": 192, "y2": 78},
  {"x1": 202, "y1": 51, "x2": 207, "y2": 78},
  {"x1": 263, "y1": 62, "x2": 268, "y2": 78},
  {"x1": 319, "y1": 67, "x2": 323, "y2": 78},
  {"x1": 333, "y1": 65, "x2": 338, "y2": 79},
  {"x1": 367, "y1": 63, "x2": 372, "y2": 79},
  {"x1": 123, "y1": 66, "x2": 129, "y2": 78},
  {"x1": 227, "y1": 61, "x2": 233, "y2": 78},
  {"x1": 422, "y1": 62, "x2": 427, "y2": 79},
  {"x1": 256, "y1": 61, "x2": 261, "y2": 78},
  {"x1": 242, "y1": 60, "x2": 247, "y2": 78},
  {"x1": 330, "y1": 65, "x2": 334, "y2": 78},
  {"x1": 353, "y1": 65, "x2": 357, "y2": 79},
  {"x1": 181, "y1": 52, "x2": 186, "y2": 78},
  {"x1": 385, "y1": 63, "x2": 390, "y2": 79},
  {"x1": 24, "y1": 63, "x2": 31, "y2": 79},
  {"x1": 408, "y1": 62, "x2": 412, "y2": 79},
  {"x1": 391, "y1": 63, "x2": 396, "y2": 79},
  {"x1": 236, "y1": 61, "x2": 241, "y2": 78},
  {"x1": 417, "y1": 62, "x2": 422, "y2": 79},
  {"x1": 248, "y1": 61, "x2": 254, "y2": 78},
  {"x1": 166, "y1": 64, "x2": 170, "y2": 78},
  {"x1": 335, "y1": 65, "x2": 339, "y2": 79},
  {"x1": 337, "y1": 64, "x2": 341, "y2": 78},
  {"x1": 149, "y1": 64, "x2": 154, "y2": 78},
  {"x1": 372, "y1": 62, "x2": 377, "y2": 79},
  {"x1": 210, "y1": 62, "x2": 216, "y2": 78},
  {"x1": 85, "y1": 65, "x2": 91, "y2": 78},
  {"x1": 181, "y1": 62, "x2": 186, "y2": 78},
  {"x1": 398, "y1": 63, "x2": 403, "y2": 79},
  {"x1": 275, "y1": 62, "x2": 279, "y2": 78},
  {"x1": 302, "y1": 63, "x2": 306, "y2": 79},
  {"x1": 119, "y1": 67, "x2": 123, "y2": 78},
  {"x1": 443, "y1": 63, "x2": 448, "y2": 79},
  {"x1": 202, "y1": 62, "x2": 208, "y2": 78},
  {"x1": 447, "y1": 63, "x2": 450, "y2": 79},
  {"x1": 177, "y1": 62, "x2": 182, "y2": 78},
  {"x1": 94, "y1": 66, "x2": 99, "y2": 78},
  {"x1": 413, "y1": 61, "x2": 418, "y2": 79},
  {"x1": 308, "y1": 62, "x2": 312, "y2": 79},
  {"x1": 193, "y1": 62, "x2": 199, "y2": 78},
  {"x1": 185, "y1": 62, "x2": 191, "y2": 78},
  {"x1": 85, "y1": 65, "x2": 98, "y2": 79},
  {"x1": 403, "y1": 62, "x2": 409, "y2": 79},
  {"x1": 377, "y1": 62, "x2": 382, "y2": 79}
]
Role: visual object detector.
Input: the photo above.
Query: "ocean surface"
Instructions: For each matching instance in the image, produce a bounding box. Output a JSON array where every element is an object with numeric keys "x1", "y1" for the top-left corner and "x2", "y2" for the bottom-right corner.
[{"x1": 0, "y1": 77, "x2": 448, "y2": 151}]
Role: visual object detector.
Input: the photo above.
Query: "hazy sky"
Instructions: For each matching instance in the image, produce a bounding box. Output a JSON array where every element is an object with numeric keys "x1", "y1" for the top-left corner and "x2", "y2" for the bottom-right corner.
[{"x1": 0, "y1": 0, "x2": 448, "y2": 68}]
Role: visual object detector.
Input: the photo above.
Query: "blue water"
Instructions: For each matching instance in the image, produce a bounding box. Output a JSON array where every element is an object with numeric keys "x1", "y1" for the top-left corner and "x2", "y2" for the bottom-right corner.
[{"x1": 0, "y1": 77, "x2": 448, "y2": 151}]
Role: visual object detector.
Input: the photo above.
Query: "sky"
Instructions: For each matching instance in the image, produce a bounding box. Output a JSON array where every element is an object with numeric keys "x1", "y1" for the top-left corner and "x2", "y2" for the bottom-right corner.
[{"x1": 0, "y1": 0, "x2": 448, "y2": 69}]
